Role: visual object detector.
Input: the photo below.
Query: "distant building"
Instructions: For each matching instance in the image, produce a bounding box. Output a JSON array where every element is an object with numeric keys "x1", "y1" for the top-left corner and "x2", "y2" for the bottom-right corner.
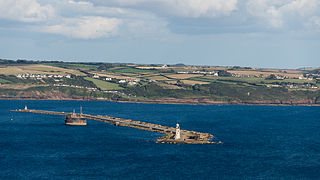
[
  {"x1": 128, "y1": 81, "x2": 137, "y2": 85},
  {"x1": 105, "y1": 77, "x2": 112, "y2": 81},
  {"x1": 93, "y1": 74, "x2": 99, "y2": 78},
  {"x1": 119, "y1": 80, "x2": 126, "y2": 83},
  {"x1": 133, "y1": 78, "x2": 140, "y2": 82}
]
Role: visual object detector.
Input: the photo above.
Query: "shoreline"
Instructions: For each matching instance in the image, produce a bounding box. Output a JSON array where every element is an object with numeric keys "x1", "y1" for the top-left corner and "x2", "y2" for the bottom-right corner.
[{"x1": 1, "y1": 97, "x2": 320, "y2": 106}]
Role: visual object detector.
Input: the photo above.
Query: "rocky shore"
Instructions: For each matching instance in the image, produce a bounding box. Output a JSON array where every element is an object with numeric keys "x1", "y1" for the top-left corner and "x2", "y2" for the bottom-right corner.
[{"x1": 1, "y1": 95, "x2": 320, "y2": 106}]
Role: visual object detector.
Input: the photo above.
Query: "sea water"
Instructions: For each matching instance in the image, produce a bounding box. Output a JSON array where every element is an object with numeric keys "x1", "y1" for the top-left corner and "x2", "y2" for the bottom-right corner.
[{"x1": 0, "y1": 100, "x2": 320, "y2": 179}]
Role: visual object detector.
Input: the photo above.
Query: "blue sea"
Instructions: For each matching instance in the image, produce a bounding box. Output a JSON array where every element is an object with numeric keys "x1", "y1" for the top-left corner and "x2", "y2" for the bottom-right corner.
[{"x1": 1, "y1": 100, "x2": 320, "y2": 179}]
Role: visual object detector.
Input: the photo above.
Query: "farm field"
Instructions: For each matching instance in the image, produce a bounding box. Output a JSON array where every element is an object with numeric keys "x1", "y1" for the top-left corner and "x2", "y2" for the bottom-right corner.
[
  {"x1": 145, "y1": 75, "x2": 171, "y2": 81},
  {"x1": 0, "y1": 84, "x2": 48, "y2": 90},
  {"x1": 109, "y1": 67, "x2": 157, "y2": 73},
  {"x1": 0, "y1": 64, "x2": 85, "y2": 76},
  {"x1": 181, "y1": 80, "x2": 210, "y2": 85},
  {"x1": 84, "y1": 77, "x2": 123, "y2": 91},
  {"x1": 228, "y1": 70, "x2": 303, "y2": 78},
  {"x1": 0, "y1": 59, "x2": 319, "y2": 104},
  {"x1": 200, "y1": 76, "x2": 316, "y2": 84},
  {"x1": 165, "y1": 74, "x2": 203, "y2": 79},
  {"x1": 0, "y1": 78, "x2": 10, "y2": 83},
  {"x1": 93, "y1": 73, "x2": 133, "y2": 80},
  {"x1": 47, "y1": 63, "x2": 99, "y2": 70}
]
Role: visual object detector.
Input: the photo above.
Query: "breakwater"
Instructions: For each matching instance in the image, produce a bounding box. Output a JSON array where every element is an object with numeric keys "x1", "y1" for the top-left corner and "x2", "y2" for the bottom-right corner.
[{"x1": 11, "y1": 108, "x2": 219, "y2": 144}]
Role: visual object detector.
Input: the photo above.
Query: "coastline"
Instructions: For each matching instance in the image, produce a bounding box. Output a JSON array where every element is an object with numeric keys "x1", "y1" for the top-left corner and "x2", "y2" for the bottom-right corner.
[{"x1": 1, "y1": 97, "x2": 320, "y2": 106}]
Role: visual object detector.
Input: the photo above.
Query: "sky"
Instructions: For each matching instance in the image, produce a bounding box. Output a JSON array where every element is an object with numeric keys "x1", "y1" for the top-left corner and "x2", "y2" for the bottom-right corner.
[{"x1": 0, "y1": 0, "x2": 320, "y2": 68}]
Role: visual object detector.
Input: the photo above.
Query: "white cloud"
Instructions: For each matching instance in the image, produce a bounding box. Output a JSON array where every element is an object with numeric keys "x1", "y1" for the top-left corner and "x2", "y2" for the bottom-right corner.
[
  {"x1": 0, "y1": 0, "x2": 55, "y2": 22},
  {"x1": 93, "y1": 0, "x2": 238, "y2": 18},
  {"x1": 166, "y1": 0, "x2": 238, "y2": 17},
  {"x1": 38, "y1": 16, "x2": 121, "y2": 39},
  {"x1": 246, "y1": 0, "x2": 320, "y2": 28},
  {"x1": 1, "y1": 0, "x2": 319, "y2": 39},
  {"x1": 0, "y1": 0, "x2": 170, "y2": 39},
  {"x1": 53, "y1": 0, "x2": 127, "y2": 17}
]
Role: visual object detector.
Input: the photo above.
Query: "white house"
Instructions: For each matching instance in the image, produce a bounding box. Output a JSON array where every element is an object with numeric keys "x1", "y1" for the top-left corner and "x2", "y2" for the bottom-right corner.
[
  {"x1": 133, "y1": 78, "x2": 140, "y2": 82},
  {"x1": 128, "y1": 81, "x2": 137, "y2": 85},
  {"x1": 93, "y1": 74, "x2": 100, "y2": 78}
]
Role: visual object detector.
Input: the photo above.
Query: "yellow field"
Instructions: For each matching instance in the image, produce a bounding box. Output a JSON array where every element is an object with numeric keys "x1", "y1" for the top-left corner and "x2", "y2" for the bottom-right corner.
[
  {"x1": 0, "y1": 84, "x2": 49, "y2": 90},
  {"x1": 228, "y1": 70, "x2": 303, "y2": 78},
  {"x1": 165, "y1": 80, "x2": 178, "y2": 84},
  {"x1": 0, "y1": 64, "x2": 85, "y2": 76},
  {"x1": 181, "y1": 80, "x2": 210, "y2": 85},
  {"x1": 261, "y1": 69, "x2": 302, "y2": 74},
  {"x1": 298, "y1": 67, "x2": 320, "y2": 71},
  {"x1": 146, "y1": 75, "x2": 170, "y2": 81}
]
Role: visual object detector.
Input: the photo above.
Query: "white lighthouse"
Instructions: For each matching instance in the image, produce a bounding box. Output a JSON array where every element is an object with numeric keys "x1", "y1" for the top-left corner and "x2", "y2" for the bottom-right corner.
[{"x1": 175, "y1": 123, "x2": 181, "y2": 140}]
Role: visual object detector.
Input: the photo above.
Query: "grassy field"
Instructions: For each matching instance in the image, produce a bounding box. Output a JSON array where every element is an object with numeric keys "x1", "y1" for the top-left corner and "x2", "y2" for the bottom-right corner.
[
  {"x1": 200, "y1": 76, "x2": 315, "y2": 84},
  {"x1": 0, "y1": 64, "x2": 85, "y2": 76},
  {"x1": 48, "y1": 63, "x2": 99, "y2": 70},
  {"x1": 165, "y1": 74, "x2": 203, "y2": 79},
  {"x1": 0, "y1": 84, "x2": 48, "y2": 90},
  {"x1": 110, "y1": 67, "x2": 156, "y2": 73},
  {"x1": 263, "y1": 79, "x2": 315, "y2": 84},
  {"x1": 189, "y1": 77, "x2": 216, "y2": 82},
  {"x1": 189, "y1": 77, "x2": 257, "y2": 85},
  {"x1": 135, "y1": 66, "x2": 174, "y2": 70},
  {"x1": 0, "y1": 59, "x2": 319, "y2": 102},
  {"x1": 0, "y1": 78, "x2": 10, "y2": 83},
  {"x1": 84, "y1": 77, "x2": 123, "y2": 90},
  {"x1": 94, "y1": 73, "x2": 134, "y2": 80}
]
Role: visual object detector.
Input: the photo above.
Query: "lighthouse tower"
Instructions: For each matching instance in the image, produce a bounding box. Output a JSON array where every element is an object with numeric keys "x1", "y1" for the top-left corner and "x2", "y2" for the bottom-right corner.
[{"x1": 175, "y1": 123, "x2": 181, "y2": 140}]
